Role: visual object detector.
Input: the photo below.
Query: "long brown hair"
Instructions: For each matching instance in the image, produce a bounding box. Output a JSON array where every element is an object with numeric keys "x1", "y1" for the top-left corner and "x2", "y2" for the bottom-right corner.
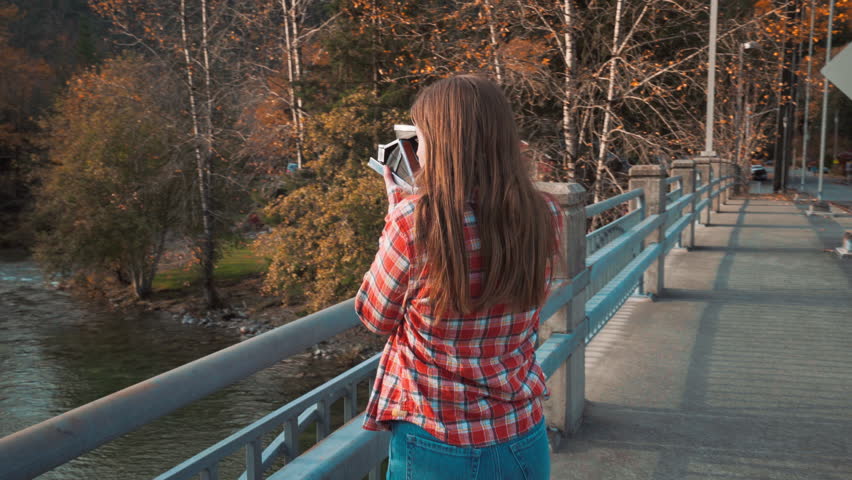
[{"x1": 411, "y1": 75, "x2": 557, "y2": 319}]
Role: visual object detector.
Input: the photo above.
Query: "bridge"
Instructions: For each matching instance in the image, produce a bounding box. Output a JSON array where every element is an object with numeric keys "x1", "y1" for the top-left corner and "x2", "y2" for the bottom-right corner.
[{"x1": 2, "y1": 159, "x2": 851, "y2": 479}]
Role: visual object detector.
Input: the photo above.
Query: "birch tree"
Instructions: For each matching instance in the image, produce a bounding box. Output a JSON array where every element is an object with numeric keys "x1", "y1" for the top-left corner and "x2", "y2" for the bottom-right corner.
[
  {"x1": 179, "y1": 0, "x2": 220, "y2": 307},
  {"x1": 280, "y1": 0, "x2": 307, "y2": 168},
  {"x1": 90, "y1": 0, "x2": 260, "y2": 307}
]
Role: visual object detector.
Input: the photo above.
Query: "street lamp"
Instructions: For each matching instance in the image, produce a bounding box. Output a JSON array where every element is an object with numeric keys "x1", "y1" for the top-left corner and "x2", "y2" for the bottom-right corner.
[
  {"x1": 735, "y1": 41, "x2": 760, "y2": 171},
  {"x1": 816, "y1": 0, "x2": 837, "y2": 201},
  {"x1": 701, "y1": 0, "x2": 720, "y2": 157},
  {"x1": 800, "y1": 0, "x2": 817, "y2": 190}
]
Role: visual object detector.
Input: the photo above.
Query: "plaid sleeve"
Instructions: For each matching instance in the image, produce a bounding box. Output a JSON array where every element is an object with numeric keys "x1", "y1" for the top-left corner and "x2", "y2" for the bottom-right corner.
[
  {"x1": 355, "y1": 206, "x2": 412, "y2": 335},
  {"x1": 386, "y1": 187, "x2": 407, "y2": 214}
]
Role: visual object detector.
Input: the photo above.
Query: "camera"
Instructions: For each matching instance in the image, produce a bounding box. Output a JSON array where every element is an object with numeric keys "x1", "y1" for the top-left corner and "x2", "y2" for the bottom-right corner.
[{"x1": 368, "y1": 124, "x2": 420, "y2": 190}]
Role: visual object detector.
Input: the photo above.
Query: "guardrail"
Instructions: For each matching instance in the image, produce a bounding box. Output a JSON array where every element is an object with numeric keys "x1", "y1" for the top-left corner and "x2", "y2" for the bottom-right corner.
[{"x1": 0, "y1": 160, "x2": 735, "y2": 480}]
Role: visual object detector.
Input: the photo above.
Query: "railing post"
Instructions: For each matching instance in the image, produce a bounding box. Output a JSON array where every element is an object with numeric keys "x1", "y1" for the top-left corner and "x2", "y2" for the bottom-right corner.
[
  {"x1": 710, "y1": 157, "x2": 722, "y2": 212},
  {"x1": 723, "y1": 161, "x2": 732, "y2": 204},
  {"x1": 695, "y1": 157, "x2": 712, "y2": 225},
  {"x1": 671, "y1": 160, "x2": 696, "y2": 249},
  {"x1": 628, "y1": 165, "x2": 666, "y2": 296},
  {"x1": 535, "y1": 182, "x2": 587, "y2": 436}
]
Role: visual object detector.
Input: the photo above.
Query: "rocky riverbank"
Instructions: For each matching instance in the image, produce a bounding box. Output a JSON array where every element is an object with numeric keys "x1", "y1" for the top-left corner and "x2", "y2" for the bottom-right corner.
[{"x1": 59, "y1": 271, "x2": 386, "y2": 366}]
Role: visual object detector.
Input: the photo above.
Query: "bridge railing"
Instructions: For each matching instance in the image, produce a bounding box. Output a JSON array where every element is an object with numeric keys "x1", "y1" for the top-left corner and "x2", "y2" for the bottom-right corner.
[{"x1": 0, "y1": 160, "x2": 736, "y2": 480}]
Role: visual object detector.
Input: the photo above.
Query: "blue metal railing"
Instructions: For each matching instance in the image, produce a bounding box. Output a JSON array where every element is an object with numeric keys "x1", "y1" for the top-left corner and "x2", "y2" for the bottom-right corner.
[
  {"x1": 0, "y1": 174, "x2": 734, "y2": 480},
  {"x1": 664, "y1": 175, "x2": 682, "y2": 186},
  {"x1": 584, "y1": 212, "x2": 664, "y2": 339}
]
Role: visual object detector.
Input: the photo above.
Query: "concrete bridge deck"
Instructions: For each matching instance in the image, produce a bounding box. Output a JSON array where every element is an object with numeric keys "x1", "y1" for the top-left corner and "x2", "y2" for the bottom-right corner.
[{"x1": 551, "y1": 197, "x2": 852, "y2": 479}]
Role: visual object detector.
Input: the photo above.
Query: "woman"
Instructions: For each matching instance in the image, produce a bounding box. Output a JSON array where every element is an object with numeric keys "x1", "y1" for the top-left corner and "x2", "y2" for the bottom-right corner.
[{"x1": 355, "y1": 75, "x2": 562, "y2": 480}]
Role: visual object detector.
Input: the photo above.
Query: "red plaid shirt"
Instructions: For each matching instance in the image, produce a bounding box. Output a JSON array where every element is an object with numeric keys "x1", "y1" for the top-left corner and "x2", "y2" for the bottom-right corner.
[{"x1": 355, "y1": 188, "x2": 562, "y2": 447}]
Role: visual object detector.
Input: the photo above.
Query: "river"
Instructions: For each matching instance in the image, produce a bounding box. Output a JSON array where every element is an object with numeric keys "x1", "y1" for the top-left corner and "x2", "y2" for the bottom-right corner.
[{"x1": 0, "y1": 251, "x2": 347, "y2": 479}]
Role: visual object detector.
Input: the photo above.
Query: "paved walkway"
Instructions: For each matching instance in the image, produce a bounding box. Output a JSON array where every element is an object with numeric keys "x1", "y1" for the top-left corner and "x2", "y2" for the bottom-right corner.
[{"x1": 551, "y1": 197, "x2": 852, "y2": 479}]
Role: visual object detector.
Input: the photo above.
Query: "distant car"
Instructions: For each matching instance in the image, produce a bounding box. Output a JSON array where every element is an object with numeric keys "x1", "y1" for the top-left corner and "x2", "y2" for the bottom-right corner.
[{"x1": 751, "y1": 164, "x2": 768, "y2": 181}]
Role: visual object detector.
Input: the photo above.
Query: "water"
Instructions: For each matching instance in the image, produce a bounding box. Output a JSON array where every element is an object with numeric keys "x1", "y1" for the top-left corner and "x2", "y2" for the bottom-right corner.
[{"x1": 0, "y1": 252, "x2": 343, "y2": 479}]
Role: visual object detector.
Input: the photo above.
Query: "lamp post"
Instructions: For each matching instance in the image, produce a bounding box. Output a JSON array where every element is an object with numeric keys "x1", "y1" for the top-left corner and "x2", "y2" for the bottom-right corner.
[
  {"x1": 800, "y1": 0, "x2": 816, "y2": 191},
  {"x1": 701, "y1": 0, "x2": 720, "y2": 157},
  {"x1": 735, "y1": 41, "x2": 760, "y2": 171},
  {"x1": 817, "y1": 0, "x2": 836, "y2": 201}
]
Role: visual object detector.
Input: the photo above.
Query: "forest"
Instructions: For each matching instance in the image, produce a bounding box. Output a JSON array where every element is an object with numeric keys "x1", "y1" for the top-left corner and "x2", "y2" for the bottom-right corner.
[{"x1": 1, "y1": 0, "x2": 850, "y2": 315}]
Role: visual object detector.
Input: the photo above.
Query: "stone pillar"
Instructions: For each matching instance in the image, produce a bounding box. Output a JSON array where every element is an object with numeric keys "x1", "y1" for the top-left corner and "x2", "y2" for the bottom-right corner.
[
  {"x1": 628, "y1": 165, "x2": 666, "y2": 296},
  {"x1": 671, "y1": 160, "x2": 696, "y2": 249},
  {"x1": 535, "y1": 182, "x2": 587, "y2": 435},
  {"x1": 710, "y1": 157, "x2": 722, "y2": 213},
  {"x1": 695, "y1": 158, "x2": 712, "y2": 225},
  {"x1": 727, "y1": 162, "x2": 735, "y2": 202},
  {"x1": 723, "y1": 161, "x2": 732, "y2": 204}
]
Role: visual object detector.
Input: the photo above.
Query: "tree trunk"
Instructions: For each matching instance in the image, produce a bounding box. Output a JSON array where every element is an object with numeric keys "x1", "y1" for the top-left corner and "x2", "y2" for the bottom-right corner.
[
  {"x1": 593, "y1": 0, "x2": 624, "y2": 204},
  {"x1": 562, "y1": 0, "x2": 578, "y2": 180},
  {"x1": 591, "y1": 1, "x2": 647, "y2": 204},
  {"x1": 371, "y1": 0, "x2": 380, "y2": 98},
  {"x1": 131, "y1": 231, "x2": 167, "y2": 300},
  {"x1": 180, "y1": 0, "x2": 220, "y2": 308},
  {"x1": 483, "y1": 0, "x2": 503, "y2": 84},
  {"x1": 286, "y1": 0, "x2": 305, "y2": 169},
  {"x1": 281, "y1": 0, "x2": 300, "y2": 170}
]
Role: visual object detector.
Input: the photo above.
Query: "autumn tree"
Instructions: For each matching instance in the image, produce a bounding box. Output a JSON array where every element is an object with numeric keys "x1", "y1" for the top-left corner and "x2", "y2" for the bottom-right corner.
[
  {"x1": 90, "y1": 0, "x2": 272, "y2": 307},
  {"x1": 254, "y1": 90, "x2": 407, "y2": 310},
  {"x1": 35, "y1": 55, "x2": 186, "y2": 299}
]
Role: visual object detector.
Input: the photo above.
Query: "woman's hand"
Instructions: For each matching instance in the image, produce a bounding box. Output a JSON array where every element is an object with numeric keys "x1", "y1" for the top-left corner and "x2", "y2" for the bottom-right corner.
[{"x1": 384, "y1": 166, "x2": 414, "y2": 211}]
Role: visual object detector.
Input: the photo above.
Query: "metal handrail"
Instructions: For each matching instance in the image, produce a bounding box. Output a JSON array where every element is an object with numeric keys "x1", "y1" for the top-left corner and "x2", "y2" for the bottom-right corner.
[
  {"x1": 665, "y1": 187, "x2": 683, "y2": 203},
  {"x1": 666, "y1": 192, "x2": 693, "y2": 212},
  {"x1": 586, "y1": 208, "x2": 643, "y2": 257},
  {"x1": 584, "y1": 188, "x2": 643, "y2": 218},
  {"x1": 586, "y1": 213, "x2": 665, "y2": 291},
  {"x1": 586, "y1": 242, "x2": 664, "y2": 337},
  {"x1": 665, "y1": 212, "x2": 696, "y2": 254}
]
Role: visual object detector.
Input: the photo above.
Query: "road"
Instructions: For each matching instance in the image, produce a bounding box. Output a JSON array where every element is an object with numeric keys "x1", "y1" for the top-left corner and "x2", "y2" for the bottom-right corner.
[{"x1": 749, "y1": 167, "x2": 852, "y2": 205}]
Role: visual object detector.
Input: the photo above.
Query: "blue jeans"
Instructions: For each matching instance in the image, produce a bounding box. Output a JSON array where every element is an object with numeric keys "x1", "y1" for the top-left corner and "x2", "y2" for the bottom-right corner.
[{"x1": 386, "y1": 420, "x2": 550, "y2": 480}]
